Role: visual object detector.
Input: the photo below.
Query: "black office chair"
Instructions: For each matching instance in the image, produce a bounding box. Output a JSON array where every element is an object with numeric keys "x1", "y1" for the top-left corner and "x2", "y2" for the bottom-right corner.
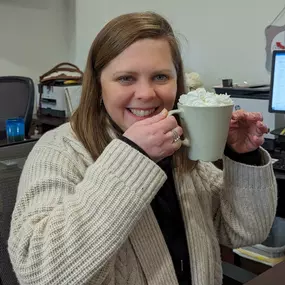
[
  {"x1": 0, "y1": 140, "x2": 37, "y2": 285},
  {"x1": 0, "y1": 76, "x2": 34, "y2": 140},
  {"x1": 0, "y1": 165, "x2": 22, "y2": 285}
]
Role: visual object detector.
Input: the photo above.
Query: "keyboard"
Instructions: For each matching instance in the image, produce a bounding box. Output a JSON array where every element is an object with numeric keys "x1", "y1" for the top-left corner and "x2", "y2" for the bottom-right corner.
[{"x1": 273, "y1": 158, "x2": 285, "y2": 172}]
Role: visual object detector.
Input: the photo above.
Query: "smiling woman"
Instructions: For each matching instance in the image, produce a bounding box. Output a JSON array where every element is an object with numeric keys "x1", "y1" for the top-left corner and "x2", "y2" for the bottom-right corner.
[
  {"x1": 71, "y1": 12, "x2": 186, "y2": 159},
  {"x1": 8, "y1": 11, "x2": 277, "y2": 285},
  {"x1": 100, "y1": 38, "x2": 177, "y2": 131}
]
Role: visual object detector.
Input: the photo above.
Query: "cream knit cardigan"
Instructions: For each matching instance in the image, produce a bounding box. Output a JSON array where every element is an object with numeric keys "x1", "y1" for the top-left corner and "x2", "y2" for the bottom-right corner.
[{"x1": 8, "y1": 123, "x2": 277, "y2": 285}]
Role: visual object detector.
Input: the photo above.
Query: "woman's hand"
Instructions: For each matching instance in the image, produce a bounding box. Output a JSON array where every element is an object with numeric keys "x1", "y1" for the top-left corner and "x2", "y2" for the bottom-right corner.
[
  {"x1": 227, "y1": 110, "x2": 269, "y2": 153},
  {"x1": 123, "y1": 109, "x2": 183, "y2": 162}
]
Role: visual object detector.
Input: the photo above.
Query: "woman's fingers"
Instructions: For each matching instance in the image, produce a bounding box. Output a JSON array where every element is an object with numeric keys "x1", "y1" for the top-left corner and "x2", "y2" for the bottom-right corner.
[{"x1": 232, "y1": 110, "x2": 263, "y2": 122}]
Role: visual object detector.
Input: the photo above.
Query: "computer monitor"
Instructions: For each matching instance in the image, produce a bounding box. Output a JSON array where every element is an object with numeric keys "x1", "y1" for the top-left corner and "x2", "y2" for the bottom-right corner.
[{"x1": 269, "y1": 50, "x2": 285, "y2": 113}]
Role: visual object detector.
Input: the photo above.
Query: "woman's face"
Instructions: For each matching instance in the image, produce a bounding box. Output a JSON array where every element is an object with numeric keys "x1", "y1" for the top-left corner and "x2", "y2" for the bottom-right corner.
[{"x1": 100, "y1": 38, "x2": 177, "y2": 132}]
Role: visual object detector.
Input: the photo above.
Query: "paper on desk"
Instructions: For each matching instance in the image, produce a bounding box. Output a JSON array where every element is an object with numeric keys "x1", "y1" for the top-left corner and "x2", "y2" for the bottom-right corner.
[
  {"x1": 233, "y1": 248, "x2": 285, "y2": 267},
  {"x1": 64, "y1": 86, "x2": 82, "y2": 115},
  {"x1": 271, "y1": 158, "x2": 279, "y2": 164}
]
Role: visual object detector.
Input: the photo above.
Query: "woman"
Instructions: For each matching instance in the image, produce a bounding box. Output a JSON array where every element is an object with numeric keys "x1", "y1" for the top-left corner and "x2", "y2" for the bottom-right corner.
[{"x1": 9, "y1": 12, "x2": 276, "y2": 285}]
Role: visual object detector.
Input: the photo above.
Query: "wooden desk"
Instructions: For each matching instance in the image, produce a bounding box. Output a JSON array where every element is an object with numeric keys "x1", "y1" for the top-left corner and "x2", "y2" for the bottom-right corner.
[
  {"x1": 1, "y1": 114, "x2": 67, "y2": 143},
  {"x1": 275, "y1": 170, "x2": 285, "y2": 180},
  {"x1": 30, "y1": 114, "x2": 68, "y2": 135},
  {"x1": 34, "y1": 114, "x2": 67, "y2": 127},
  {"x1": 245, "y1": 261, "x2": 285, "y2": 284}
]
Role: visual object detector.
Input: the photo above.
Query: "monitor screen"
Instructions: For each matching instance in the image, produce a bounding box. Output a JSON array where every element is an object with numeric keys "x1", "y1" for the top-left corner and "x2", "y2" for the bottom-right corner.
[{"x1": 269, "y1": 50, "x2": 285, "y2": 113}]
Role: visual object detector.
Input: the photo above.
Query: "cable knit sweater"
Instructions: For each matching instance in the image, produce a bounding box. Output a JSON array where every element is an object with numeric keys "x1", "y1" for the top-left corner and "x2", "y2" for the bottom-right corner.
[{"x1": 8, "y1": 123, "x2": 277, "y2": 285}]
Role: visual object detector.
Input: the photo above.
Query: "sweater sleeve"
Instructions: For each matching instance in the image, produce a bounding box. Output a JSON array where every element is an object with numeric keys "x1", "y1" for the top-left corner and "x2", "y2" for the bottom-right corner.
[
  {"x1": 8, "y1": 139, "x2": 166, "y2": 285},
  {"x1": 202, "y1": 148, "x2": 277, "y2": 248},
  {"x1": 224, "y1": 145, "x2": 262, "y2": 166}
]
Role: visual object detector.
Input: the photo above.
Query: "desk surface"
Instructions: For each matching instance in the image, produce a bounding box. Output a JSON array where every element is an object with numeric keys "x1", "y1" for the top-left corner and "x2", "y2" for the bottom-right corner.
[
  {"x1": 0, "y1": 137, "x2": 38, "y2": 148},
  {"x1": 0, "y1": 126, "x2": 39, "y2": 148},
  {"x1": 245, "y1": 261, "x2": 285, "y2": 284},
  {"x1": 274, "y1": 171, "x2": 285, "y2": 180}
]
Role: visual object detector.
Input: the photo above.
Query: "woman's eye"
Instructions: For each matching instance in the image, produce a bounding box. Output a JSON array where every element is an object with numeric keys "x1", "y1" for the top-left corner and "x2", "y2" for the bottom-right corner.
[
  {"x1": 118, "y1": 76, "x2": 134, "y2": 84},
  {"x1": 154, "y1": 74, "x2": 168, "y2": 82}
]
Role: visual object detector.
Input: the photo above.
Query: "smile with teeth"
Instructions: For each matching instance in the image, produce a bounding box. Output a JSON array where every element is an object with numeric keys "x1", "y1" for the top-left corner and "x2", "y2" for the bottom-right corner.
[{"x1": 128, "y1": 108, "x2": 157, "y2": 117}]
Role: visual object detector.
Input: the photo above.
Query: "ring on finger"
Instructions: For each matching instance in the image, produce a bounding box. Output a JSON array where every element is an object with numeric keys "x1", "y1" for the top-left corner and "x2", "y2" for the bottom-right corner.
[{"x1": 172, "y1": 129, "x2": 180, "y2": 143}]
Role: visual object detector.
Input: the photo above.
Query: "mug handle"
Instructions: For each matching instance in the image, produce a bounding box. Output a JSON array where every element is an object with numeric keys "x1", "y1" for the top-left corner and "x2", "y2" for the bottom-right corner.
[{"x1": 168, "y1": 109, "x2": 190, "y2": 147}]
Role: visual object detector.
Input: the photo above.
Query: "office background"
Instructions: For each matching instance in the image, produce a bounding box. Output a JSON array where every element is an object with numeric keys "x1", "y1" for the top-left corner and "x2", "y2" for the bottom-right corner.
[
  {"x1": 1, "y1": 2, "x2": 285, "y2": 284},
  {"x1": 73, "y1": 0, "x2": 284, "y2": 89},
  {"x1": 1, "y1": 0, "x2": 285, "y2": 102},
  {"x1": 0, "y1": 0, "x2": 73, "y2": 112}
]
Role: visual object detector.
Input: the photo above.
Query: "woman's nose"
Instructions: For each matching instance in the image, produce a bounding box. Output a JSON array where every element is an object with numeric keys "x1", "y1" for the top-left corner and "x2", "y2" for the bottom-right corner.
[{"x1": 135, "y1": 81, "x2": 156, "y2": 101}]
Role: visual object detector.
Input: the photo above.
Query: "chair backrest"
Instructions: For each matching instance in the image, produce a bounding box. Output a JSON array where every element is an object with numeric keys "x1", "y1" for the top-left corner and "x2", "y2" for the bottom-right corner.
[
  {"x1": 0, "y1": 140, "x2": 37, "y2": 285},
  {"x1": 0, "y1": 76, "x2": 34, "y2": 140}
]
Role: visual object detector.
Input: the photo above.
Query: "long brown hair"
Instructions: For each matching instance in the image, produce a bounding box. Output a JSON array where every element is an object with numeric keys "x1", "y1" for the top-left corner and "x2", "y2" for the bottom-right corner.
[{"x1": 71, "y1": 12, "x2": 188, "y2": 163}]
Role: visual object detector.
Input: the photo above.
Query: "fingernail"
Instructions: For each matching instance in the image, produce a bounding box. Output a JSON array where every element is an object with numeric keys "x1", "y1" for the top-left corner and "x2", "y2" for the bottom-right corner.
[{"x1": 161, "y1": 108, "x2": 168, "y2": 116}]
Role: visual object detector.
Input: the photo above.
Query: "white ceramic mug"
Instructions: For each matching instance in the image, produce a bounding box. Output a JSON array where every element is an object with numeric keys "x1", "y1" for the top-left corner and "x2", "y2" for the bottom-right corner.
[{"x1": 169, "y1": 102, "x2": 234, "y2": 161}]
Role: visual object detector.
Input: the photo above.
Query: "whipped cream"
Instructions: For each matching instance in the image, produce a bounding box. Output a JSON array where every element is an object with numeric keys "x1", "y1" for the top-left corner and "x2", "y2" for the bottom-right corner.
[{"x1": 179, "y1": 88, "x2": 233, "y2": 107}]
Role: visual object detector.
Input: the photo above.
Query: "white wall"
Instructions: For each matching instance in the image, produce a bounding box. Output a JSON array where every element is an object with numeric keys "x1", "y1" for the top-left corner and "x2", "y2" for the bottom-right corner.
[
  {"x1": 64, "y1": 0, "x2": 76, "y2": 62},
  {"x1": 0, "y1": 0, "x2": 72, "y2": 111},
  {"x1": 73, "y1": 0, "x2": 285, "y2": 89}
]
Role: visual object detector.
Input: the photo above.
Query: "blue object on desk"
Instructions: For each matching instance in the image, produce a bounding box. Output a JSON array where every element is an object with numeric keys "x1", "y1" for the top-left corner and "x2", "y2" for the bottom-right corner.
[{"x1": 6, "y1": 118, "x2": 25, "y2": 143}]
